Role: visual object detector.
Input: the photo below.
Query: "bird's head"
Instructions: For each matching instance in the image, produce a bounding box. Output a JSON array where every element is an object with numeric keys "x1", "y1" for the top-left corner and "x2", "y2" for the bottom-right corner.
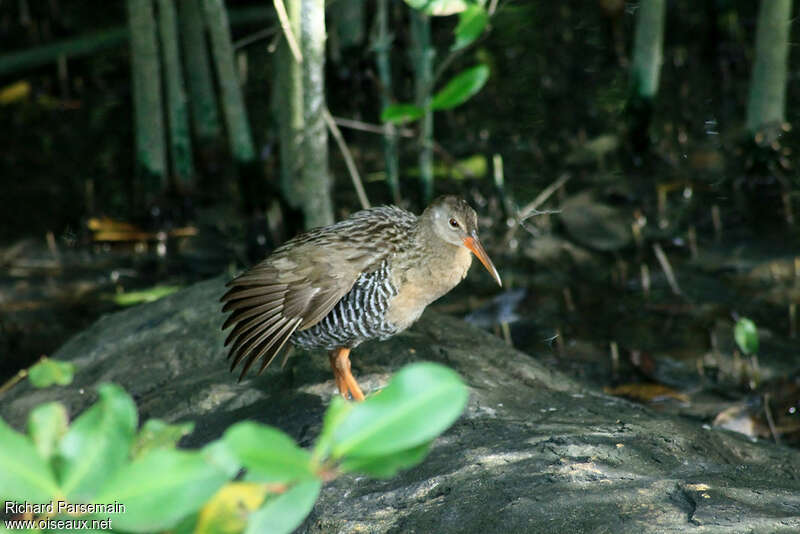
[{"x1": 423, "y1": 196, "x2": 502, "y2": 286}]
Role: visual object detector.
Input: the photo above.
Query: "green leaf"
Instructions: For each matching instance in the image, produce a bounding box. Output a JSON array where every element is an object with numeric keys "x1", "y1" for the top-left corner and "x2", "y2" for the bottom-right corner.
[
  {"x1": 439, "y1": 153, "x2": 488, "y2": 180},
  {"x1": 340, "y1": 442, "x2": 432, "y2": 478},
  {"x1": 404, "y1": 0, "x2": 470, "y2": 16},
  {"x1": 27, "y1": 402, "x2": 69, "y2": 461},
  {"x1": 44, "y1": 527, "x2": 107, "y2": 534},
  {"x1": 0, "y1": 416, "x2": 60, "y2": 502},
  {"x1": 195, "y1": 482, "x2": 268, "y2": 534},
  {"x1": 28, "y1": 357, "x2": 75, "y2": 388},
  {"x1": 452, "y1": 4, "x2": 488, "y2": 51},
  {"x1": 313, "y1": 396, "x2": 354, "y2": 461},
  {"x1": 202, "y1": 440, "x2": 243, "y2": 479},
  {"x1": 56, "y1": 383, "x2": 137, "y2": 500},
  {"x1": 131, "y1": 419, "x2": 195, "y2": 459},
  {"x1": 431, "y1": 64, "x2": 489, "y2": 111},
  {"x1": 168, "y1": 513, "x2": 199, "y2": 534},
  {"x1": 223, "y1": 422, "x2": 314, "y2": 483},
  {"x1": 94, "y1": 448, "x2": 229, "y2": 532},
  {"x1": 112, "y1": 285, "x2": 182, "y2": 307},
  {"x1": 245, "y1": 480, "x2": 322, "y2": 534},
  {"x1": 331, "y1": 362, "x2": 468, "y2": 459},
  {"x1": 734, "y1": 317, "x2": 759, "y2": 355},
  {"x1": 381, "y1": 103, "x2": 424, "y2": 124}
]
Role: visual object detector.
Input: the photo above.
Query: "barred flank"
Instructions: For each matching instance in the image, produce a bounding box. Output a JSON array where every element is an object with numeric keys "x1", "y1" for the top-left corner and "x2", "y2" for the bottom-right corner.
[{"x1": 292, "y1": 260, "x2": 399, "y2": 349}]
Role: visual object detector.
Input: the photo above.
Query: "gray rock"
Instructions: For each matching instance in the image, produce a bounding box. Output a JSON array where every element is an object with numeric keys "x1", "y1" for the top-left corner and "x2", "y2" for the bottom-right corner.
[{"x1": 2, "y1": 277, "x2": 799, "y2": 533}]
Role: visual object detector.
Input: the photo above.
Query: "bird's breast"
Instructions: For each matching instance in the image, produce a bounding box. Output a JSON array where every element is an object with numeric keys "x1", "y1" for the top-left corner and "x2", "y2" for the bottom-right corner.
[{"x1": 385, "y1": 245, "x2": 472, "y2": 331}]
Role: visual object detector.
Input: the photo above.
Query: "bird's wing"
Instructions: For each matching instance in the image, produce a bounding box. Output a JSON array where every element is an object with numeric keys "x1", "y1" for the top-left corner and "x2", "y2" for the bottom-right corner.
[{"x1": 220, "y1": 207, "x2": 415, "y2": 380}]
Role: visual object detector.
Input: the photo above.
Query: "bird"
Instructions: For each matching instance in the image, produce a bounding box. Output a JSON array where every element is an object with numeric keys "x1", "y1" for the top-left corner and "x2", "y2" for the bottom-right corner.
[{"x1": 220, "y1": 195, "x2": 502, "y2": 401}]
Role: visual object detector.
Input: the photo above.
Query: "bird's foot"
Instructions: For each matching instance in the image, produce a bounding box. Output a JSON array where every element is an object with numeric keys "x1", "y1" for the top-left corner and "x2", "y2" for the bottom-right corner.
[{"x1": 329, "y1": 347, "x2": 365, "y2": 401}]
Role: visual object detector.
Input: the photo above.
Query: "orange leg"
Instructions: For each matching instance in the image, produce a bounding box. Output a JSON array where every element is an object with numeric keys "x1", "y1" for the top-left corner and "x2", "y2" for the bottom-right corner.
[{"x1": 329, "y1": 347, "x2": 365, "y2": 401}]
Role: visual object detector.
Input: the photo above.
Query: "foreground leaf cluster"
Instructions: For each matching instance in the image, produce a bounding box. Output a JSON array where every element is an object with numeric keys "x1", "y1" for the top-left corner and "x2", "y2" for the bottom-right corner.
[{"x1": 0, "y1": 362, "x2": 468, "y2": 534}]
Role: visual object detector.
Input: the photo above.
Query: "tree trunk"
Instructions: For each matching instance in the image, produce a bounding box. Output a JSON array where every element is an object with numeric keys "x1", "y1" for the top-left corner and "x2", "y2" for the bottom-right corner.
[
  {"x1": 410, "y1": 10, "x2": 434, "y2": 204},
  {"x1": 127, "y1": 0, "x2": 166, "y2": 197},
  {"x1": 275, "y1": 0, "x2": 304, "y2": 208},
  {"x1": 626, "y1": 0, "x2": 666, "y2": 156},
  {"x1": 630, "y1": 0, "x2": 666, "y2": 100},
  {"x1": 201, "y1": 0, "x2": 256, "y2": 166},
  {"x1": 178, "y1": 0, "x2": 221, "y2": 143},
  {"x1": 746, "y1": 0, "x2": 792, "y2": 134},
  {"x1": 157, "y1": 0, "x2": 194, "y2": 189},
  {"x1": 375, "y1": 0, "x2": 401, "y2": 204},
  {"x1": 299, "y1": 0, "x2": 334, "y2": 228}
]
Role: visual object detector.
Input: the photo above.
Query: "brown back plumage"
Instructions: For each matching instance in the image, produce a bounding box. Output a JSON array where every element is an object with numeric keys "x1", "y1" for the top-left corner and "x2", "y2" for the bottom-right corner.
[{"x1": 220, "y1": 206, "x2": 416, "y2": 380}]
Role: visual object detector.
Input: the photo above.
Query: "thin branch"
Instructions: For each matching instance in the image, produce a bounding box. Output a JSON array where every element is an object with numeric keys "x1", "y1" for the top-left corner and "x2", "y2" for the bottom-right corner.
[
  {"x1": 522, "y1": 207, "x2": 562, "y2": 217},
  {"x1": 0, "y1": 355, "x2": 45, "y2": 396},
  {"x1": 652, "y1": 242, "x2": 682, "y2": 295},
  {"x1": 518, "y1": 173, "x2": 571, "y2": 220},
  {"x1": 764, "y1": 393, "x2": 781, "y2": 444},
  {"x1": 503, "y1": 173, "x2": 570, "y2": 246},
  {"x1": 332, "y1": 115, "x2": 415, "y2": 138},
  {"x1": 430, "y1": 18, "x2": 492, "y2": 89},
  {"x1": 323, "y1": 107, "x2": 371, "y2": 210},
  {"x1": 272, "y1": 0, "x2": 303, "y2": 63},
  {"x1": 0, "y1": 368, "x2": 27, "y2": 396},
  {"x1": 432, "y1": 44, "x2": 469, "y2": 87},
  {"x1": 234, "y1": 26, "x2": 279, "y2": 49}
]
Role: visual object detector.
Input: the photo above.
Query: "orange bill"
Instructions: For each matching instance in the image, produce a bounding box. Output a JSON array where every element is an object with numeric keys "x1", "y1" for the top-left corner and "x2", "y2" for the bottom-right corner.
[{"x1": 463, "y1": 233, "x2": 502, "y2": 287}]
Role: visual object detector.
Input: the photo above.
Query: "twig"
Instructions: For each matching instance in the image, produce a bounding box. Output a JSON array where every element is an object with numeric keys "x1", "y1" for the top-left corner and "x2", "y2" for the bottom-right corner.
[
  {"x1": 711, "y1": 204, "x2": 722, "y2": 241},
  {"x1": 518, "y1": 173, "x2": 571, "y2": 221},
  {"x1": 332, "y1": 116, "x2": 415, "y2": 138},
  {"x1": 322, "y1": 107, "x2": 370, "y2": 210},
  {"x1": 46, "y1": 231, "x2": 61, "y2": 264},
  {"x1": 610, "y1": 341, "x2": 619, "y2": 377},
  {"x1": 234, "y1": 26, "x2": 279, "y2": 50},
  {"x1": 0, "y1": 354, "x2": 45, "y2": 396},
  {"x1": 432, "y1": 45, "x2": 469, "y2": 88},
  {"x1": 652, "y1": 243, "x2": 682, "y2": 295},
  {"x1": 503, "y1": 173, "x2": 571, "y2": 246},
  {"x1": 272, "y1": 0, "x2": 303, "y2": 63},
  {"x1": 764, "y1": 393, "x2": 780, "y2": 444},
  {"x1": 494, "y1": 153, "x2": 515, "y2": 218},
  {"x1": 520, "y1": 207, "x2": 561, "y2": 218},
  {"x1": 0, "y1": 369, "x2": 27, "y2": 396},
  {"x1": 431, "y1": 25, "x2": 491, "y2": 89},
  {"x1": 500, "y1": 321, "x2": 512, "y2": 345}
]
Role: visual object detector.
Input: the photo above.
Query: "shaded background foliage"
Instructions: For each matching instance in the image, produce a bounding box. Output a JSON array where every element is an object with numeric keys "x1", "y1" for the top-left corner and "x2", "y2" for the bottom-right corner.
[{"x1": 1, "y1": 0, "x2": 794, "y2": 239}]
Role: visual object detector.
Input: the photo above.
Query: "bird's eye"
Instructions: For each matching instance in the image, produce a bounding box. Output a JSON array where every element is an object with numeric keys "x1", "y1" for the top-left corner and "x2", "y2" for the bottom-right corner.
[{"x1": 449, "y1": 218, "x2": 459, "y2": 228}]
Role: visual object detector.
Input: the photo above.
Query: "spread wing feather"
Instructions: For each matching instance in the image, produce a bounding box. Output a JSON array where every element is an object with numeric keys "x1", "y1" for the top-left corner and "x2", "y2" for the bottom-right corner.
[
  {"x1": 220, "y1": 206, "x2": 416, "y2": 380},
  {"x1": 222, "y1": 302, "x2": 281, "y2": 335}
]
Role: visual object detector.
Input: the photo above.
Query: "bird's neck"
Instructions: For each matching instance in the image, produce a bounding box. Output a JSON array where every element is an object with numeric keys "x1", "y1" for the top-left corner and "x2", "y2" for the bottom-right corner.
[
  {"x1": 384, "y1": 219, "x2": 472, "y2": 330},
  {"x1": 409, "y1": 220, "x2": 472, "y2": 295}
]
